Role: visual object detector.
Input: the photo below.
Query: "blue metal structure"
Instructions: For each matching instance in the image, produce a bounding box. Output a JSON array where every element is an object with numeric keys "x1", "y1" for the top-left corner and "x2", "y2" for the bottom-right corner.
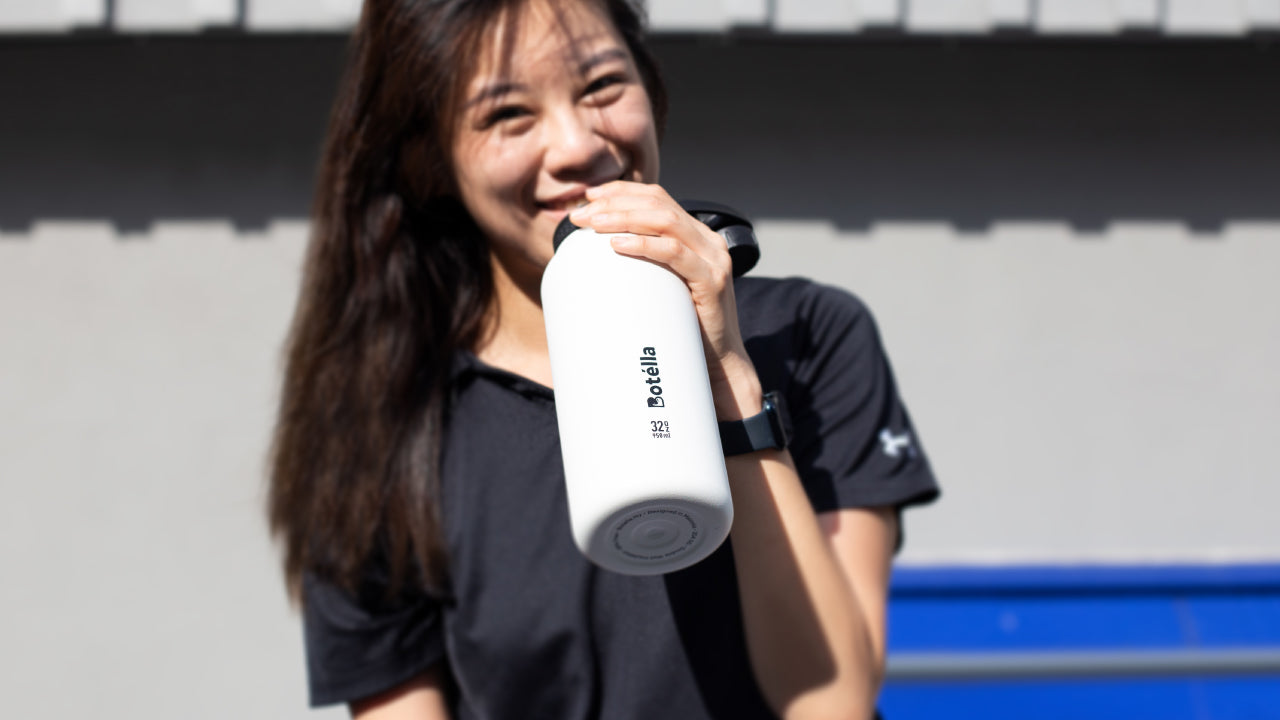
[{"x1": 881, "y1": 565, "x2": 1280, "y2": 719}]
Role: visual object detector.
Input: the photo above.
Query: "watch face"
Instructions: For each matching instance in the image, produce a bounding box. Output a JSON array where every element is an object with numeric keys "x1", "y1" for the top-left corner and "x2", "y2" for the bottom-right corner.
[
  {"x1": 719, "y1": 391, "x2": 791, "y2": 455},
  {"x1": 763, "y1": 391, "x2": 790, "y2": 450}
]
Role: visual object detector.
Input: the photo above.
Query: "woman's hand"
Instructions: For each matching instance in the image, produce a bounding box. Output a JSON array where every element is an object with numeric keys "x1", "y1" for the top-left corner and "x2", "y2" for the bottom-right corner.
[{"x1": 569, "y1": 181, "x2": 762, "y2": 419}]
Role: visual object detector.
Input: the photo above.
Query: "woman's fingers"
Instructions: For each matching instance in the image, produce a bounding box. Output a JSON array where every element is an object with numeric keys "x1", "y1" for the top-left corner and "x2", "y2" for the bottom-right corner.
[
  {"x1": 574, "y1": 207, "x2": 731, "y2": 297},
  {"x1": 571, "y1": 183, "x2": 731, "y2": 275},
  {"x1": 570, "y1": 182, "x2": 741, "y2": 355},
  {"x1": 607, "y1": 232, "x2": 722, "y2": 290}
]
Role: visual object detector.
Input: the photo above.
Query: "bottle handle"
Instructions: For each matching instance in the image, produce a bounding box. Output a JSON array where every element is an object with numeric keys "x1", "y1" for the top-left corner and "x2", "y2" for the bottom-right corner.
[{"x1": 678, "y1": 200, "x2": 759, "y2": 278}]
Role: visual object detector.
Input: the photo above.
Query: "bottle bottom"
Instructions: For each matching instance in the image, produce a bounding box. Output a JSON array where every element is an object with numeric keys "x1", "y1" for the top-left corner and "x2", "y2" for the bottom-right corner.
[{"x1": 581, "y1": 498, "x2": 731, "y2": 575}]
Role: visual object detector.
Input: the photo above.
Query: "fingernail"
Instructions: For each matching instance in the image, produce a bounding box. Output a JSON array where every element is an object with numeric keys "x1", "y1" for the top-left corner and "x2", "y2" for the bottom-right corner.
[{"x1": 610, "y1": 234, "x2": 638, "y2": 250}]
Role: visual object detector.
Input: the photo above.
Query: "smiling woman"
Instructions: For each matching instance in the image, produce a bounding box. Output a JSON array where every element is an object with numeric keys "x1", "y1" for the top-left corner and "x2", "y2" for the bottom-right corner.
[
  {"x1": 451, "y1": 0, "x2": 660, "y2": 385},
  {"x1": 267, "y1": 1, "x2": 938, "y2": 719}
]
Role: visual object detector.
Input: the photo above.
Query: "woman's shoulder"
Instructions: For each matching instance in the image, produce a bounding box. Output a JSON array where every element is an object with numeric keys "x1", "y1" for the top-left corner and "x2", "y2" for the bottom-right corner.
[{"x1": 734, "y1": 275, "x2": 874, "y2": 342}]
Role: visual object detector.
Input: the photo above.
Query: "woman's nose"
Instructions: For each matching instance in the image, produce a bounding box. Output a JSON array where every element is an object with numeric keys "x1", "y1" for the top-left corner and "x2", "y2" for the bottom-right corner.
[{"x1": 543, "y1": 107, "x2": 611, "y2": 177}]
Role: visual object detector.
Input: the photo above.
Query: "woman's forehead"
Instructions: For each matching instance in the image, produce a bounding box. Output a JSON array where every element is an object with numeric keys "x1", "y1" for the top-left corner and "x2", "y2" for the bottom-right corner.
[{"x1": 465, "y1": 0, "x2": 623, "y2": 88}]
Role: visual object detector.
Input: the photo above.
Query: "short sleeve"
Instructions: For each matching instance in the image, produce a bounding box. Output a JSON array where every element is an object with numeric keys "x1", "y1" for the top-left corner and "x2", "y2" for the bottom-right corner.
[
  {"x1": 786, "y1": 283, "x2": 939, "y2": 514},
  {"x1": 302, "y1": 569, "x2": 447, "y2": 707}
]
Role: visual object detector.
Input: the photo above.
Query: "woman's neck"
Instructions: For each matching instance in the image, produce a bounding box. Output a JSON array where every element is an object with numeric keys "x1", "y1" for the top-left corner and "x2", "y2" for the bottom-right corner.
[{"x1": 474, "y1": 257, "x2": 555, "y2": 388}]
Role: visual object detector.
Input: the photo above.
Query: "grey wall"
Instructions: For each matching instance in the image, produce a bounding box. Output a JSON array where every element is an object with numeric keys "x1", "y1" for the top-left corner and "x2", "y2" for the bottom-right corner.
[
  {"x1": 657, "y1": 38, "x2": 1280, "y2": 230},
  {"x1": 0, "y1": 35, "x2": 340, "y2": 232},
  {"x1": 2, "y1": 35, "x2": 1278, "y2": 717}
]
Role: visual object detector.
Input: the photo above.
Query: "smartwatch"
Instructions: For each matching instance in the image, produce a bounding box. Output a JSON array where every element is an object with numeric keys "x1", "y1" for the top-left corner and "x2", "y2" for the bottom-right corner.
[{"x1": 718, "y1": 391, "x2": 790, "y2": 456}]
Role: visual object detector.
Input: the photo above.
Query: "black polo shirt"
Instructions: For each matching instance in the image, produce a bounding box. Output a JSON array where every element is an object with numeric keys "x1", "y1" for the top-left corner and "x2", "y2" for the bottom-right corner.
[{"x1": 303, "y1": 276, "x2": 939, "y2": 718}]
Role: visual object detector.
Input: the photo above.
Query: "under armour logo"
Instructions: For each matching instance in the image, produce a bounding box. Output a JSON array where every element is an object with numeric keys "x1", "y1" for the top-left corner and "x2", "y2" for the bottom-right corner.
[{"x1": 879, "y1": 428, "x2": 914, "y2": 458}]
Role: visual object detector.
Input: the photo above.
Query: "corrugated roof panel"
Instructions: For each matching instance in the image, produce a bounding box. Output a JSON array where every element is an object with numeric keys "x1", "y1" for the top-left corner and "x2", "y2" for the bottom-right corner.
[
  {"x1": 115, "y1": 0, "x2": 238, "y2": 31},
  {"x1": 775, "y1": 0, "x2": 860, "y2": 32},
  {"x1": 0, "y1": 0, "x2": 106, "y2": 32},
  {"x1": 647, "y1": 0, "x2": 728, "y2": 31},
  {"x1": 1165, "y1": 0, "x2": 1248, "y2": 35},
  {"x1": 906, "y1": 0, "x2": 992, "y2": 34},
  {"x1": 854, "y1": 0, "x2": 902, "y2": 27},
  {"x1": 1245, "y1": 0, "x2": 1280, "y2": 27},
  {"x1": 722, "y1": 0, "x2": 769, "y2": 27},
  {"x1": 1037, "y1": 0, "x2": 1121, "y2": 34},
  {"x1": 987, "y1": 0, "x2": 1032, "y2": 28},
  {"x1": 3, "y1": 0, "x2": 1280, "y2": 36},
  {"x1": 246, "y1": 0, "x2": 361, "y2": 31},
  {"x1": 66, "y1": 0, "x2": 107, "y2": 26},
  {"x1": 195, "y1": 0, "x2": 238, "y2": 24},
  {"x1": 1115, "y1": 0, "x2": 1161, "y2": 28}
]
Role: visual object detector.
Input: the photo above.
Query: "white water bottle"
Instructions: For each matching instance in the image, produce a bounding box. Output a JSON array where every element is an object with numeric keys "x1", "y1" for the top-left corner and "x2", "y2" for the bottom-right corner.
[{"x1": 541, "y1": 206, "x2": 755, "y2": 575}]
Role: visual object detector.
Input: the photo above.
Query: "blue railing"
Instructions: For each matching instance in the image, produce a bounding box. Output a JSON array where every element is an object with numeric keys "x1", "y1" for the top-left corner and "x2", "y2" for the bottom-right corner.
[{"x1": 880, "y1": 564, "x2": 1280, "y2": 720}]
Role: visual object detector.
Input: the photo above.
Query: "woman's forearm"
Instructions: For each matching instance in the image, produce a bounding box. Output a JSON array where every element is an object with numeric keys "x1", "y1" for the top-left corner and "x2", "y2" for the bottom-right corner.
[
  {"x1": 350, "y1": 667, "x2": 452, "y2": 720},
  {"x1": 725, "y1": 449, "x2": 884, "y2": 720}
]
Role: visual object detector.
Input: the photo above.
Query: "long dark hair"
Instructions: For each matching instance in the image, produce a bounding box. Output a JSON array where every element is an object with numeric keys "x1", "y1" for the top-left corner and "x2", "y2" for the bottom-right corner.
[{"x1": 268, "y1": 0, "x2": 668, "y2": 601}]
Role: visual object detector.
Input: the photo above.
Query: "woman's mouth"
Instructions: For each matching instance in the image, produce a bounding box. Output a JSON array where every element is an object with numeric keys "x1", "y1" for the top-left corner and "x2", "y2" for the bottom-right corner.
[
  {"x1": 536, "y1": 172, "x2": 629, "y2": 214},
  {"x1": 536, "y1": 197, "x2": 589, "y2": 214}
]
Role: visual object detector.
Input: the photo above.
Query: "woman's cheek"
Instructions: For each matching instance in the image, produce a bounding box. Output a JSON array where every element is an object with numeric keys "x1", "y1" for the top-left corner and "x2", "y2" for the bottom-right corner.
[
  {"x1": 482, "y1": 137, "x2": 538, "y2": 197},
  {"x1": 609, "y1": 98, "x2": 660, "y2": 179}
]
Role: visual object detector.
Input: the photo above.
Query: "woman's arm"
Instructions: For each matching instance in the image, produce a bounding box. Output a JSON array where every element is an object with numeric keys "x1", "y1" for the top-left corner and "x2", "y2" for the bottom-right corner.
[
  {"x1": 574, "y1": 183, "x2": 898, "y2": 720},
  {"x1": 350, "y1": 666, "x2": 451, "y2": 720},
  {"x1": 819, "y1": 505, "x2": 899, "y2": 681},
  {"x1": 707, "y1": 353, "x2": 895, "y2": 720},
  {"x1": 722, "y1": 450, "x2": 896, "y2": 720}
]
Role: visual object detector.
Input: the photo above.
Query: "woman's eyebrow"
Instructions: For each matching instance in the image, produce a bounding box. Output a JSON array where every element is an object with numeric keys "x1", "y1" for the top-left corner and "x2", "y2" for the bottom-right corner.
[
  {"x1": 578, "y1": 47, "x2": 628, "y2": 74},
  {"x1": 464, "y1": 81, "x2": 525, "y2": 109},
  {"x1": 464, "y1": 48, "x2": 628, "y2": 109}
]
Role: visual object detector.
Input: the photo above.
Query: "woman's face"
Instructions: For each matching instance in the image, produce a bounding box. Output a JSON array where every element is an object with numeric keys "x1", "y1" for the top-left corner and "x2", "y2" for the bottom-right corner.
[{"x1": 450, "y1": 0, "x2": 660, "y2": 286}]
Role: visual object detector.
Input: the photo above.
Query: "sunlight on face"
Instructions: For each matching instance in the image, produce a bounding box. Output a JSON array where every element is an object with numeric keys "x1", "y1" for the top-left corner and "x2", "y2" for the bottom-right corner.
[{"x1": 450, "y1": 0, "x2": 660, "y2": 289}]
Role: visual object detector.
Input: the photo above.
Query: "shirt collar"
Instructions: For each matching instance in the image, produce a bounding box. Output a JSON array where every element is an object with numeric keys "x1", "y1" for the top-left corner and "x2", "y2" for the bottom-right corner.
[{"x1": 451, "y1": 350, "x2": 554, "y2": 401}]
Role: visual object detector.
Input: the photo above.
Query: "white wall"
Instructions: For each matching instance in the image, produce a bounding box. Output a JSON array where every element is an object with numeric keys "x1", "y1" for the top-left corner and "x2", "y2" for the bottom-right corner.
[
  {"x1": 1, "y1": 35, "x2": 1278, "y2": 718},
  {"x1": 751, "y1": 221, "x2": 1280, "y2": 564}
]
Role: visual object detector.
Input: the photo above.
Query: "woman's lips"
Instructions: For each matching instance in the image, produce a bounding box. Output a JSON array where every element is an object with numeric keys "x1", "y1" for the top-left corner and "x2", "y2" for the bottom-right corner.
[
  {"x1": 536, "y1": 197, "x2": 589, "y2": 213},
  {"x1": 536, "y1": 172, "x2": 628, "y2": 213}
]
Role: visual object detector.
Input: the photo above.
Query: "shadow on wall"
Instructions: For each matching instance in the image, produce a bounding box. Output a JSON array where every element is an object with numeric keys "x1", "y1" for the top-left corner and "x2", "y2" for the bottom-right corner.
[
  {"x1": 0, "y1": 35, "x2": 340, "y2": 234},
  {"x1": 0, "y1": 35, "x2": 1277, "y2": 233}
]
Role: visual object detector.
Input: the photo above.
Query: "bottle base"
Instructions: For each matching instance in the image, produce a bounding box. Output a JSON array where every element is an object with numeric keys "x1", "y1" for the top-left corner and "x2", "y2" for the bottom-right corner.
[{"x1": 581, "y1": 498, "x2": 731, "y2": 576}]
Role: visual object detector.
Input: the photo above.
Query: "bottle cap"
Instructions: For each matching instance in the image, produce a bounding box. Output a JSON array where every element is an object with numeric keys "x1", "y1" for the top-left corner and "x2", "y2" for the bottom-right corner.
[{"x1": 552, "y1": 215, "x2": 581, "y2": 251}]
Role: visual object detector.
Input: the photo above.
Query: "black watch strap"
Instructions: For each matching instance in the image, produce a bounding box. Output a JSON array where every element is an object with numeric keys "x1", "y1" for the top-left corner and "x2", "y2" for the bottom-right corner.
[{"x1": 718, "y1": 391, "x2": 790, "y2": 456}]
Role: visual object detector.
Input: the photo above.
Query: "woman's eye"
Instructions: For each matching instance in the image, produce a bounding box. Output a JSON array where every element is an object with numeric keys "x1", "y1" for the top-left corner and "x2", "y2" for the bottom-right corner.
[
  {"x1": 482, "y1": 105, "x2": 529, "y2": 128},
  {"x1": 584, "y1": 74, "x2": 624, "y2": 98}
]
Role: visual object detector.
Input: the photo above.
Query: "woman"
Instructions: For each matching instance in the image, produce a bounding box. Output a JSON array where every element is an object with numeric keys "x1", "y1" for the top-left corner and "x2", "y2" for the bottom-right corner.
[{"x1": 269, "y1": 0, "x2": 938, "y2": 718}]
